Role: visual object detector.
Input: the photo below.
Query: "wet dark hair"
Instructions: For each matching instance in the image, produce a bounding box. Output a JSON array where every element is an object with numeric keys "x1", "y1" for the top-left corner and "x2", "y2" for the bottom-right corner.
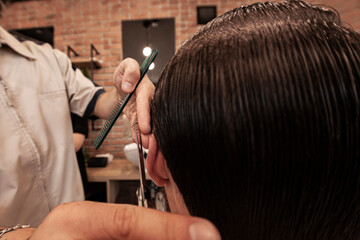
[{"x1": 151, "y1": 0, "x2": 360, "y2": 239}]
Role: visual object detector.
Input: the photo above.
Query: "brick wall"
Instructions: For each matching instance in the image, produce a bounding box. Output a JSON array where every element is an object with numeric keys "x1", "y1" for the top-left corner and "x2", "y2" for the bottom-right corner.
[{"x1": 1, "y1": 0, "x2": 359, "y2": 158}]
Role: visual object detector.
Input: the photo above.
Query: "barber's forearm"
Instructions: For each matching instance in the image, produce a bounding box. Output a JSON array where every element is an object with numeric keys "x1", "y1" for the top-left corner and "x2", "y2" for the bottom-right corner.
[{"x1": 92, "y1": 88, "x2": 120, "y2": 119}]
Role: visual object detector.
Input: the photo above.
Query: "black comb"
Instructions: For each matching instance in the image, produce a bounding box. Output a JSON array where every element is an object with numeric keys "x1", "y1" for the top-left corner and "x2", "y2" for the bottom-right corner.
[{"x1": 94, "y1": 49, "x2": 158, "y2": 149}]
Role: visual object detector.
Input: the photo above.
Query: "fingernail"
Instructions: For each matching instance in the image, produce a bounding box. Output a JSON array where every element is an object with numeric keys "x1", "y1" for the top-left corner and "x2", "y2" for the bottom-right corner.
[
  {"x1": 189, "y1": 221, "x2": 221, "y2": 240},
  {"x1": 123, "y1": 82, "x2": 133, "y2": 92}
]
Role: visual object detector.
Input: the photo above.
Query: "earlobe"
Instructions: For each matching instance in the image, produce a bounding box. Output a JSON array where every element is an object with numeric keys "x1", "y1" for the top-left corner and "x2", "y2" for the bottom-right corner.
[{"x1": 146, "y1": 134, "x2": 169, "y2": 186}]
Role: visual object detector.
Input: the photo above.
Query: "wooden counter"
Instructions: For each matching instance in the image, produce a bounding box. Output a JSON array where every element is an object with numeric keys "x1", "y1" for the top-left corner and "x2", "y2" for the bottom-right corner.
[{"x1": 86, "y1": 158, "x2": 149, "y2": 203}]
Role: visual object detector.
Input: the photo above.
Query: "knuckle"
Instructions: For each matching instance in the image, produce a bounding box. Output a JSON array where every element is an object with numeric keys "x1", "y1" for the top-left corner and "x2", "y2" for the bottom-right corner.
[
  {"x1": 111, "y1": 205, "x2": 136, "y2": 239},
  {"x1": 46, "y1": 202, "x2": 74, "y2": 224},
  {"x1": 52, "y1": 201, "x2": 73, "y2": 214},
  {"x1": 164, "y1": 216, "x2": 177, "y2": 240}
]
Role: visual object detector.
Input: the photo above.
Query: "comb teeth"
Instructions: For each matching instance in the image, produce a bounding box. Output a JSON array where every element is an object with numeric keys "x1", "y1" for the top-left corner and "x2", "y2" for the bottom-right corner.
[
  {"x1": 93, "y1": 100, "x2": 122, "y2": 148},
  {"x1": 94, "y1": 49, "x2": 159, "y2": 149}
]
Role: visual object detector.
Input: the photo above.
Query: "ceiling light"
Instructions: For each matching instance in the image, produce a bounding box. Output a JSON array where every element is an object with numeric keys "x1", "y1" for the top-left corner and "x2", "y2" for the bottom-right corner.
[
  {"x1": 149, "y1": 62, "x2": 155, "y2": 70},
  {"x1": 143, "y1": 47, "x2": 152, "y2": 57}
]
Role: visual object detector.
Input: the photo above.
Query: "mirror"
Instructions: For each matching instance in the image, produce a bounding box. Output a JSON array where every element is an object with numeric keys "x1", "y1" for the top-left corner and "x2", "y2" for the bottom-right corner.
[{"x1": 122, "y1": 18, "x2": 175, "y2": 84}]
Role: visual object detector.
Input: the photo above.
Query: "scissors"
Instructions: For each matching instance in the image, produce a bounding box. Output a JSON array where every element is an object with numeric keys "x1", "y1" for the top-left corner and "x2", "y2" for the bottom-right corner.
[{"x1": 134, "y1": 122, "x2": 151, "y2": 207}]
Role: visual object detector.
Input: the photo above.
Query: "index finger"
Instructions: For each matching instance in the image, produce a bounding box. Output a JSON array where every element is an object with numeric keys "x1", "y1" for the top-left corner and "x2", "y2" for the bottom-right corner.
[
  {"x1": 135, "y1": 75, "x2": 155, "y2": 148},
  {"x1": 32, "y1": 201, "x2": 221, "y2": 240}
]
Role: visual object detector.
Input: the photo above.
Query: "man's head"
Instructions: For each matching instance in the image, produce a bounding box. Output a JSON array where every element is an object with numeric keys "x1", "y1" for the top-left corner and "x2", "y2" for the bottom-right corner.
[{"x1": 148, "y1": 1, "x2": 360, "y2": 239}]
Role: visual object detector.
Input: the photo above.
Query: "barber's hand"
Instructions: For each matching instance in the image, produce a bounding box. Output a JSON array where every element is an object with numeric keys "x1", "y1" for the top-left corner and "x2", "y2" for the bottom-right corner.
[
  {"x1": 113, "y1": 58, "x2": 155, "y2": 148},
  {"x1": 30, "y1": 201, "x2": 221, "y2": 240}
]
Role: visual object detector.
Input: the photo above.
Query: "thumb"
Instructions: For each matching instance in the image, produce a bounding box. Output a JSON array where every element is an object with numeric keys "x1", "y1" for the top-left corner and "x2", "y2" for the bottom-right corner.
[
  {"x1": 90, "y1": 203, "x2": 221, "y2": 240},
  {"x1": 113, "y1": 58, "x2": 140, "y2": 94}
]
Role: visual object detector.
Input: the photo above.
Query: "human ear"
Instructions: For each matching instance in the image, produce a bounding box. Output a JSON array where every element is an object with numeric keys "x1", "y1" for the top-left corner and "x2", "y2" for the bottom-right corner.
[{"x1": 146, "y1": 134, "x2": 169, "y2": 186}]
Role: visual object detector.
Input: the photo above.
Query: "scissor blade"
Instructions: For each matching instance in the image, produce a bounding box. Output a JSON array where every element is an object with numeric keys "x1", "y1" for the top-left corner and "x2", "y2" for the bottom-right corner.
[{"x1": 135, "y1": 124, "x2": 148, "y2": 207}]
